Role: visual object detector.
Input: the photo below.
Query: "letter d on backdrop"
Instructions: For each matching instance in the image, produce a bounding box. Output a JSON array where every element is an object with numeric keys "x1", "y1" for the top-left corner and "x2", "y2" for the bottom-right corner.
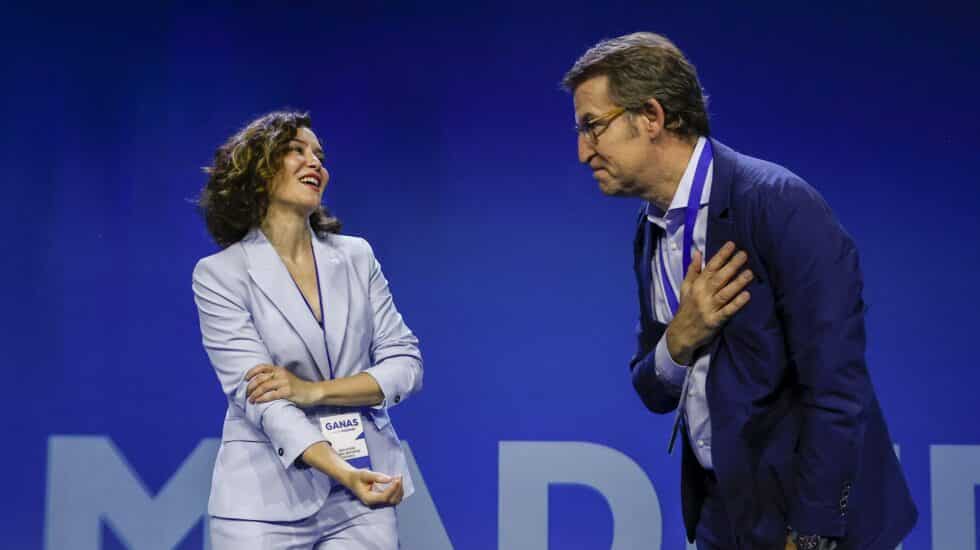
[{"x1": 499, "y1": 441, "x2": 662, "y2": 550}]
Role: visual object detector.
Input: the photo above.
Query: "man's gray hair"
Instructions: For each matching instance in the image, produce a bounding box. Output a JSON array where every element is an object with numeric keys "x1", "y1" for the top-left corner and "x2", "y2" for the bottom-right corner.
[{"x1": 562, "y1": 32, "x2": 710, "y2": 137}]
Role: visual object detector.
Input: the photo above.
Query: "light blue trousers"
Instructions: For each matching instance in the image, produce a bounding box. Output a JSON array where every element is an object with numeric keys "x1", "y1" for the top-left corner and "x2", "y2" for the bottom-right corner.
[{"x1": 209, "y1": 487, "x2": 398, "y2": 550}]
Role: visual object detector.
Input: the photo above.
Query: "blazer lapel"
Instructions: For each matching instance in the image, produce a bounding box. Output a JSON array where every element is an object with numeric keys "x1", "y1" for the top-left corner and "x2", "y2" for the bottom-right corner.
[
  {"x1": 313, "y1": 235, "x2": 349, "y2": 374},
  {"x1": 705, "y1": 139, "x2": 736, "y2": 396},
  {"x1": 634, "y1": 209, "x2": 659, "y2": 331},
  {"x1": 705, "y1": 138, "x2": 736, "y2": 262},
  {"x1": 242, "y1": 228, "x2": 331, "y2": 377}
]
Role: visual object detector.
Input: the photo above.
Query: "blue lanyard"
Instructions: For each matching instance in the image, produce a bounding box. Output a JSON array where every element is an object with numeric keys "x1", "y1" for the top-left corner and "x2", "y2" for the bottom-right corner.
[{"x1": 658, "y1": 140, "x2": 714, "y2": 316}]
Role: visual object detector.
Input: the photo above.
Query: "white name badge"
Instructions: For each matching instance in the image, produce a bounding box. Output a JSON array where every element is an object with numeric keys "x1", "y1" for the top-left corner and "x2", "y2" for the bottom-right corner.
[{"x1": 319, "y1": 412, "x2": 371, "y2": 470}]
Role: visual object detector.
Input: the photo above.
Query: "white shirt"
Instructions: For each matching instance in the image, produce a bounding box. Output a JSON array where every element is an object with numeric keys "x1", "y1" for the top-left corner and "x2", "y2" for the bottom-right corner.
[{"x1": 646, "y1": 136, "x2": 716, "y2": 469}]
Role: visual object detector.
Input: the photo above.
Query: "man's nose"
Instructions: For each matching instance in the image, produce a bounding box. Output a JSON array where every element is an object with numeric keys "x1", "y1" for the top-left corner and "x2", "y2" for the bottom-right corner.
[{"x1": 578, "y1": 134, "x2": 595, "y2": 164}]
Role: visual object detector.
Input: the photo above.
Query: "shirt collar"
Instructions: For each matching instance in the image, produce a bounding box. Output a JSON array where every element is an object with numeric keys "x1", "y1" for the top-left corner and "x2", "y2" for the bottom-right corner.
[{"x1": 646, "y1": 136, "x2": 709, "y2": 228}]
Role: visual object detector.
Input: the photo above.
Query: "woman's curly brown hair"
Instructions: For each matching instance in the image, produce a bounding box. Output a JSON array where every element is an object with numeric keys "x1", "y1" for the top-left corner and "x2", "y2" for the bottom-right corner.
[{"x1": 199, "y1": 110, "x2": 341, "y2": 248}]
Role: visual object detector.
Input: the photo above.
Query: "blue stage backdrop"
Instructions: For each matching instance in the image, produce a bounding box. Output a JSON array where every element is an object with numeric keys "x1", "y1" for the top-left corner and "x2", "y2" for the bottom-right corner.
[{"x1": 3, "y1": 2, "x2": 979, "y2": 549}]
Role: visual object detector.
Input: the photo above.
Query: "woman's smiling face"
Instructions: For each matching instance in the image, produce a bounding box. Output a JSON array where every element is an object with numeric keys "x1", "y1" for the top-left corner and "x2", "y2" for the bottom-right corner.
[{"x1": 267, "y1": 127, "x2": 329, "y2": 216}]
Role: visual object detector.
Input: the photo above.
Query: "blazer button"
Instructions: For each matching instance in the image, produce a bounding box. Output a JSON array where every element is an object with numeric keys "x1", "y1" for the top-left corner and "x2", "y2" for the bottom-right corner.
[
  {"x1": 278, "y1": 448, "x2": 284, "y2": 456},
  {"x1": 394, "y1": 395, "x2": 401, "y2": 404}
]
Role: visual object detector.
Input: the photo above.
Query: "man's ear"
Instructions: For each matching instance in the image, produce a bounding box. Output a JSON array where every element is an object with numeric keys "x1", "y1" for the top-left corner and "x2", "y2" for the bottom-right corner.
[{"x1": 640, "y1": 98, "x2": 666, "y2": 141}]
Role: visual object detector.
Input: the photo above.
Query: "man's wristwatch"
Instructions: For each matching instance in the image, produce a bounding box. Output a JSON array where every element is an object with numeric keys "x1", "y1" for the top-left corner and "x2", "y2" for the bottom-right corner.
[
  {"x1": 796, "y1": 534, "x2": 838, "y2": 550},
  {"x1": 788, "y1": 528, "x2": 837, "y2": 550}
]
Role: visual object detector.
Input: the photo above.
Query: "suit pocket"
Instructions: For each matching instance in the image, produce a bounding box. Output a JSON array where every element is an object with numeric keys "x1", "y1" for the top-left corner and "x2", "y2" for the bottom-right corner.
[
  {"x1": 210, "y1": 439, "x2": 325, "y2": 521},
  {"x1": 221, "y1": 417, "x2": 269, "y2": 443}
]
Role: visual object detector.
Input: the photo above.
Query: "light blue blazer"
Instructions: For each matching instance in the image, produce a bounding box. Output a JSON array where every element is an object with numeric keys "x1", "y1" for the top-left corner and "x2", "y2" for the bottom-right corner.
[{"x1": 192, "y1": 227, "x2": 423, "y2": 521}]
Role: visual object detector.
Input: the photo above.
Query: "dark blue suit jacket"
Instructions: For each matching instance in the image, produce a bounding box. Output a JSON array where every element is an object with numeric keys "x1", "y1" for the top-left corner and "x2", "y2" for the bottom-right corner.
[{"x1": 630, "y1": 139, "x2": 917, "y2": 549}]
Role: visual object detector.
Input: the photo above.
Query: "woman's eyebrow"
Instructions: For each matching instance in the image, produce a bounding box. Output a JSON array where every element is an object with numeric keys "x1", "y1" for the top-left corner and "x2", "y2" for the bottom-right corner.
[{"x1": 289, "y1": 138, "x2": 324, "y2": 157}]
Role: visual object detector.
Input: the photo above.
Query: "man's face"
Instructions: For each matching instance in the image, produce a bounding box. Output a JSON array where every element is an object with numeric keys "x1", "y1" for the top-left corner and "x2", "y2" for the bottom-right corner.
[{"x1": 573, "y1": 75, "x2": 650, "y2": 197}]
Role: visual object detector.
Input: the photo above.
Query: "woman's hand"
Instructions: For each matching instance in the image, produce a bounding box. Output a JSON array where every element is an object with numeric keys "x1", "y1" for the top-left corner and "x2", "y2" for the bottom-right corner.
[
  {"x1": 245, "y1": 364, "x2": 323, "y2": 407},
  {"x1": 342, "y1": 469, "x2": 404, "y2": 507},
  {"x1": 299, "y1": 442, "x2": 404, "y2": 507}
]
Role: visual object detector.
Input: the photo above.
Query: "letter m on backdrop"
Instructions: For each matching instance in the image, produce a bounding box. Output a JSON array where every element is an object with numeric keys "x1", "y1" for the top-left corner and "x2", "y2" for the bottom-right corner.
[
  {"x1": 45, "y1": 436, "x2": 452, "y2": 550},
  {"x1": 45, "y1": 436, "x2": 219, "y2": 550}
]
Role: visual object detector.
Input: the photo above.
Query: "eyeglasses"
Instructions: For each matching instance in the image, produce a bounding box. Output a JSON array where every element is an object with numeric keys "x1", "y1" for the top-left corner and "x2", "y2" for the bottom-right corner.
[{"x1": 575, "y1": 106, "x2": 627, "y2": 144}]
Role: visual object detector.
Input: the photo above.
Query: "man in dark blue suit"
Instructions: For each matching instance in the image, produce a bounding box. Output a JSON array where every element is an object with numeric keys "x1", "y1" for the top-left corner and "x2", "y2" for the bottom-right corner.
[{"x1": 563, "y1": 33, "x2": 916, "y2": 550}]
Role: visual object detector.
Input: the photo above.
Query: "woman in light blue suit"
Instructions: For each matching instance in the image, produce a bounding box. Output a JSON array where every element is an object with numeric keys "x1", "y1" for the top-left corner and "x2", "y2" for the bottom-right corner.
[{"x1": 193, "y1": 111, "x2": 423, "y2": 549}]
